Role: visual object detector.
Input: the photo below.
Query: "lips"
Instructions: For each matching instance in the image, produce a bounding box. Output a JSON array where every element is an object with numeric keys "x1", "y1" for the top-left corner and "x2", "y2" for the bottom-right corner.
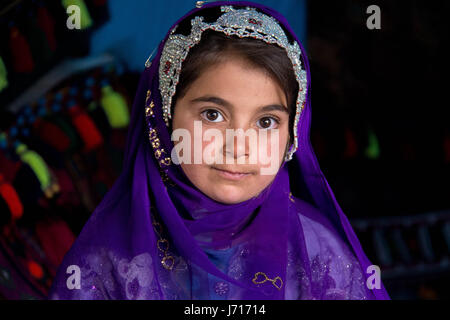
[{"x1": 212, "y1": 167, "x2": 252, "y2": 181}]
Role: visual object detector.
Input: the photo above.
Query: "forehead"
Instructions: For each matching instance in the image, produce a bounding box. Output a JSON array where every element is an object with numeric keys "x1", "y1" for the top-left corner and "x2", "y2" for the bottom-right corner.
[{"x1": 182, "y1": 57, "x2": 287, "y2": 108}]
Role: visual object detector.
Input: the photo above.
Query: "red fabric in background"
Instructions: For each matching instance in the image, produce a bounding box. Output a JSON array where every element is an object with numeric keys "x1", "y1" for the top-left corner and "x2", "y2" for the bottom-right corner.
[
  {"x1": 33, "y1": 119, "x2": 71, "y2": 153},
  {"x1": 37, "y1": 6, "x2": 57, "y2": 52},
  {"x1": 35, "y1": 219, "x2": 76, "y2": 268},
  {"x1": 0, "y1": 180, "x2": 23, "y2": 220},
  {"x1": 0, "y1": 153, "x2": 21, "y2": 182},
  {"x1": 68, "y1": 105, "x2": 104, "y2": 152},
  {"x1": 52, "y1": 168, "x2": 80, "y2": 207},
  {"x1": 9, "y1": 26, "x2": 34, "y2": 73}
]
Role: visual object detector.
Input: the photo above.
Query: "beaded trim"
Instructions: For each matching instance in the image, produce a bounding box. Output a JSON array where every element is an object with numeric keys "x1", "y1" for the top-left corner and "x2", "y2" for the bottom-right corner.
[
  {"x1": 157, "y1": 5, "x2": 307, "y2": 161},
  {"x1": 145, "y1": 89, "x2": 176, "y2": 184}
]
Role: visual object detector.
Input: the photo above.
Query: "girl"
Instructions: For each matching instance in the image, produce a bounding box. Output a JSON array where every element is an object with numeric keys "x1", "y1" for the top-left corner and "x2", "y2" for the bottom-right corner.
[{"x1": 49, "y1": 1, "x2": 390, "y2": 300}]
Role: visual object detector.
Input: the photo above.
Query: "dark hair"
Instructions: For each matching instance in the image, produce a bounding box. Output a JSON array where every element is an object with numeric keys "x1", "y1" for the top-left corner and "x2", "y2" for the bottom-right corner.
[{"x1": 171, "y1": 30, "x2": 298, "y2": 145}]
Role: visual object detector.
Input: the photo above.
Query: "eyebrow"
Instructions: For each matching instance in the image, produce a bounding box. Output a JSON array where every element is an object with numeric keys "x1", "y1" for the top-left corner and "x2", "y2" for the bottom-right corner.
[{"x1": 190, "y1": 95, "x2": 289, "y2": 114}]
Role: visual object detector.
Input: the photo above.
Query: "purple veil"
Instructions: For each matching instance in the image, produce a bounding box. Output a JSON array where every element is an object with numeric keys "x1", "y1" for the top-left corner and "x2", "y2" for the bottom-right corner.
[{"x1": 48, "y1": 1, "x2": 390, "y2": 300}]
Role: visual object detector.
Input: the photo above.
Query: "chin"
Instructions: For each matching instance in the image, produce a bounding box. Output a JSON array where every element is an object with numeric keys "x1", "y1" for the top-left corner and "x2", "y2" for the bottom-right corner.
[{"x1": 208, "y1": 186, "x2": 252, "y2": 204}]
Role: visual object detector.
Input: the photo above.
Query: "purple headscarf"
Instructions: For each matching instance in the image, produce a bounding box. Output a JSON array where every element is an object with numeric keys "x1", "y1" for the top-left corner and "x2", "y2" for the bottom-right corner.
[{"x1": 48, "y1": 1, "x2": 390, "y2": 300}]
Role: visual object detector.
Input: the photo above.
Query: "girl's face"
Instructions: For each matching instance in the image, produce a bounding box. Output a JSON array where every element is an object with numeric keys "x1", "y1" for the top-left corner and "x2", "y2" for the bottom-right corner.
[{"x1": 172, "y1": 57, "x2": 290, "y2": 204}]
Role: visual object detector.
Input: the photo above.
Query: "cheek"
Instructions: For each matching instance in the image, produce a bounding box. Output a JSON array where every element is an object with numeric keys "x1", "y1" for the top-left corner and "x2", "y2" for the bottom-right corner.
[
  {"x1": 176, "y1": 124, "x2": 223, "y2": 164},
  {"x1": 172, "y1": 115, "x2": 195, "y2": 163},
  {"x1": 180, "y1": 162, "x2": 204, "y2": 181},
  {"x1": 257, "y1": 127, "x2": 289, "y2": 166},
  {"x1": 255, "y1": 172, "x2": 277, "y2": 188}
]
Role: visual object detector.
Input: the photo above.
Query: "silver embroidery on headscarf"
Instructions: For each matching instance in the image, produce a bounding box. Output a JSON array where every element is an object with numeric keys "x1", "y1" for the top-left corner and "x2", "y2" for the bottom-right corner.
[{"x1": 158, "y1": 5, "x2": 307, "y2": 161}]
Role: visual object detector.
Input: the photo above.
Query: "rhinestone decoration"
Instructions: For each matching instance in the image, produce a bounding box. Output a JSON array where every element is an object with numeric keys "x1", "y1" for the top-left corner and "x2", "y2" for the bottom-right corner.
[
  {"x1": 158, "y1": 5, "x2": 308, "y2": 161},
  {"x1": 145, "y1": 90, "x2": 176, "y2": 186}
]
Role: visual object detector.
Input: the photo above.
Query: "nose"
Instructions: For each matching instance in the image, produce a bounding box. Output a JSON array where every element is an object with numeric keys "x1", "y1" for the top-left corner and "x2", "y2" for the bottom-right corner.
[{"x1": 223, "y1": 128, "x2": 251, "y2": 161}]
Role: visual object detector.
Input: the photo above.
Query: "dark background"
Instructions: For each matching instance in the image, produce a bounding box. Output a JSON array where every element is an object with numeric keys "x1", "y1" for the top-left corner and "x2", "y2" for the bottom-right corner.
[
  {"x1": 0, "y1": 0, "x2": 448, "y2": 300},
  {"x1": 307, "y1": 0, "x2": 450, "y2": 299}
]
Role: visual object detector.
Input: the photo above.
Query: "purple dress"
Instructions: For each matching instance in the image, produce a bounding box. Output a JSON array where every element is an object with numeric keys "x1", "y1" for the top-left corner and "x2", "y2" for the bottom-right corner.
[{"x1": 48, "y1": 1, "x2": 390, "y2": 300}]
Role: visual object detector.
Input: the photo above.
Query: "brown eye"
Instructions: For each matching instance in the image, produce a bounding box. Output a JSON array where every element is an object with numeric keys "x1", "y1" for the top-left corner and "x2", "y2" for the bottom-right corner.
[
  {"x1": 257, "y1": 117, "x2": 278, "y2": 129},
  {"x1": 201, "y1": 109, "x2": 224, "y2": 122}
]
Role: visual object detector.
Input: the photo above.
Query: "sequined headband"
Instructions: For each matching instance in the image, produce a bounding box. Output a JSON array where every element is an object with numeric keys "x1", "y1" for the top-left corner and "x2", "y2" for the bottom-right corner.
[{"x1": 153, "y1": 5, "x2": 307, "y2": 161}]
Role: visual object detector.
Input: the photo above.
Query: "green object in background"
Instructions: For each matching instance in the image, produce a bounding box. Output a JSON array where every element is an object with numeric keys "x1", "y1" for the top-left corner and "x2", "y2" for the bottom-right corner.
[
  {"x1": 62, "y1": 0, "x2": 93, "y2": 30},
  {"x1": 0, "y1": 56, "x2": 8, "y2": 92},
  {"x1": 100, "y1": 85, "x2": 130, "y2": 129},
  {"x1": 365, "y1": 128, "x2": 381, "y2": 159},
  {"x1": 15, "y1": 143, "x2": 52, "y2": 192}
]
